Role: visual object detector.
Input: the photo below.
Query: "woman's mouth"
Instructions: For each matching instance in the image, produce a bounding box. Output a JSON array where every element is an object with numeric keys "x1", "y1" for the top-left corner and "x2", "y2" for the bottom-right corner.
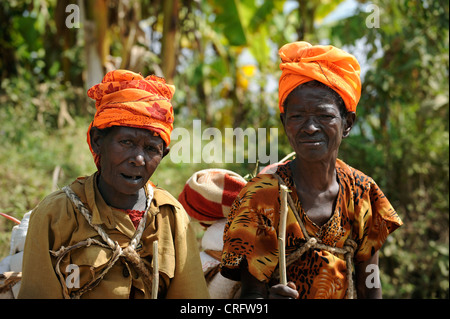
[
  {"x1": 121, "y1": 173, "x2": 143, "y2": 182},
  {"x1": 299, "y1": 139, "x2": 323, "y2": 145}
]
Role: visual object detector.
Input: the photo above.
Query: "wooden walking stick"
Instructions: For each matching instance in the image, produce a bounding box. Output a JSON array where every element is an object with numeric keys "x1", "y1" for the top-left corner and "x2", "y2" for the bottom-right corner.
[
  {"x1": 152, "y1": 240, "x2": 159, "y2": 299},
  {"x1": 278, "y1": 184, "x2": 289, "y2": 285}
]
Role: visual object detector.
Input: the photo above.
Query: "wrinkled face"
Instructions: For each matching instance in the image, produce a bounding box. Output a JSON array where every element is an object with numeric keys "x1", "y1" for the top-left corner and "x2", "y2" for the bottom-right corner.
[
  {"x1": 281, "y1": 85, "x2": 354, "y2": 163},
  {"x1": 91, "y1": 126, "x2": 168, "y2": 198}
]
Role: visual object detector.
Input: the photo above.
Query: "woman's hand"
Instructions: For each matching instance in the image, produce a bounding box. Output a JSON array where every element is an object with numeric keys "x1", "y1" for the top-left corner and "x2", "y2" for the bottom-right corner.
[
  {"x1": 240, "y1": 267, "x2": 299, "y2": 299},
  {"x1": 268, "y1": 282, "x2": 299, "y2": 299}
]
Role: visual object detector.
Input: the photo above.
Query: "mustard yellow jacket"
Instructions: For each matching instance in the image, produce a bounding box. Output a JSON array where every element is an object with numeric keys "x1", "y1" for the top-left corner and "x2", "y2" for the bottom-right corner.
[{"x1": 18, "y1": 173, "x2": 209, "y2": 299}]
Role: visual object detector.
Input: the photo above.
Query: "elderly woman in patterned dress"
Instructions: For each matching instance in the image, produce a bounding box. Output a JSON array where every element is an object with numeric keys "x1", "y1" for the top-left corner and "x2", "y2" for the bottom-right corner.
[{"x1": 220, "y1": 42, "x2": 403, "y2": 299}]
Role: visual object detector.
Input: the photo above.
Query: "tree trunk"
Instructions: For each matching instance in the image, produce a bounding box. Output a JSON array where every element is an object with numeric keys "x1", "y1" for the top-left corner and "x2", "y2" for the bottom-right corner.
[
  {"x1": 81, "y1": 0, "x2": 109, "y2": 90},
  {"x1": 161, "y1": 0, "x2": 179, "y2": 83}
]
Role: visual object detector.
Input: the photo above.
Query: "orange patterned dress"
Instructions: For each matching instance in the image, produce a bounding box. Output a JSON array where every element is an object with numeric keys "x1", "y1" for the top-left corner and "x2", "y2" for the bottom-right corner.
[{"x1": 220, "y1": 159, "x2": 403, "y2": 299}]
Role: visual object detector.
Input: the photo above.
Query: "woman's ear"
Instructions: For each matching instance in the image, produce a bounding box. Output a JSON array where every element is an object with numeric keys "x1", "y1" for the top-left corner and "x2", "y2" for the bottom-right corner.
[
  {"x1": 343, "y1": 112, "x2": 356, "y2": 138},
  {"x1": 90, "y1": 127, "x2": 103, "y2": 155},
  {"x1": 162, "y1": 146, "x2": 170, "y2": 158},
  {"x1": 280, "y1": 112, "x2": 287, "y2": 129}
]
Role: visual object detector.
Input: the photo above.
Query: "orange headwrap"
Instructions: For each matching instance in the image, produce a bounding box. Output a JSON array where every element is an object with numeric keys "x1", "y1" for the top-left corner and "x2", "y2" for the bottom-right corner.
[
  {"x1": 278, "y1": 41, "x2": 361, "y2": 113},
  {"x1": 87, "y1": 69, "x2": 175, "y2": 169}
]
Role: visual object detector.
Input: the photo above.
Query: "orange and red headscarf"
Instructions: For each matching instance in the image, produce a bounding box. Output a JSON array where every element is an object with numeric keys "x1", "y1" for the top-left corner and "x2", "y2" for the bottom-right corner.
[
  {"x1": 86, "y1": 69, "x2": 175, "y2": 169},
  {"x1": 278, "y1": 41, "x2": 361, "y2": 113}
]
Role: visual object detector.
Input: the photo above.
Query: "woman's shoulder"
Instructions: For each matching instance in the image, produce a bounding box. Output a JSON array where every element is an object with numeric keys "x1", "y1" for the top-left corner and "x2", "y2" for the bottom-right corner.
[
  {"x1": 238, "y1": 173, "x2": 279, "y2": 199},
  {"x1": 247, "y1": 173, "x2": 278, "y2": 187},
  {"x1": 30, "y1": 174, "x2": 96, "y2": 222},
  {"x1": 33, "y1": 189, "x2": 71, "y2": 214},
  {"x1": 153, "y1": 186, "x2": 183, "y2": 209},
  {"x1": 153, "y1": 186, "x2": 189, "y2": 221},
  {"x1": 152, "y1": 186, "x2": 193, "y2": 234},
  {"x1": 247, "y1": 161, "x2": 293, "y2": 187},
  {"x1": 27, "y1": 189, "x2": 78, "y2": 233},
  {"x1": 229, "y1": 172, "x2": 281, "y2": 211},
  {"x1": 336, "y1": 159, "x2": 376, "y2": 191}
]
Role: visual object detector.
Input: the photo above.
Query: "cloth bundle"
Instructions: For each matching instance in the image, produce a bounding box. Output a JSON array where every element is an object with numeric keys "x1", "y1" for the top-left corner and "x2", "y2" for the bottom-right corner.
[
  {"x1": 178, "y1": 169, "x2": 246, "y2": 299},
  {"x1": 178, "y1": 169, "x2": 246, "y2": 227}
]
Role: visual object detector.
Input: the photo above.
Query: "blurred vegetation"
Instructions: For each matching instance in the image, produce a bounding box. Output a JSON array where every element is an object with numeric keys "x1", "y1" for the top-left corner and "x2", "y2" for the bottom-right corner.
[{"x1": 0, "y1": 0, "x2": 448, "y2": 298}]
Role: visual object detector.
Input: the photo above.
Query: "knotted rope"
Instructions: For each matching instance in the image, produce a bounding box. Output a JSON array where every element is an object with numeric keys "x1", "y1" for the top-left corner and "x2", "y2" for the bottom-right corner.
[
  {"x1": 272, "y1": 173, "x2": 358, "y2": 299},
  {"x1": 49, "y1": 185, "x2": 158, "y2": 299}
]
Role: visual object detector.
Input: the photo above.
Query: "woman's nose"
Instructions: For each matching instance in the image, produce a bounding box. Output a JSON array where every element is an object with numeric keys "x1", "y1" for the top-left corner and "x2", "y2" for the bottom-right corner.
[
  {"x1": 302, "y1": 117, "x2": 320, "y2": 134},
  {"x1": 130, "y1": 154, "x2": 146, "y2": 166},
  {"x1": 136, "y1": 155, "x2": 145, "y2": 166}
]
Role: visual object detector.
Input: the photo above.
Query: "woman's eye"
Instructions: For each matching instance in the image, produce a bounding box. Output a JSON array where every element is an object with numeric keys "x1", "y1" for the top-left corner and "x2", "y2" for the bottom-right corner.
[
  {"x1": 145, "y1": 145, "x2": 161, "y2": 153},
  {"x1": 119, "y1": 140, "x2": 132, "y2": 146}
]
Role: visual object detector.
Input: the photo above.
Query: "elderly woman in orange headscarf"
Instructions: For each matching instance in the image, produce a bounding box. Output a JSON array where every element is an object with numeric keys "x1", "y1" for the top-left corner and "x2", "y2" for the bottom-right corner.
[
  {"x1": 221, "y1": 42, "x2": 403, "y2": 299},
  {"x1": 18, "y1": 70, "x2": 209, "y2": 299}
]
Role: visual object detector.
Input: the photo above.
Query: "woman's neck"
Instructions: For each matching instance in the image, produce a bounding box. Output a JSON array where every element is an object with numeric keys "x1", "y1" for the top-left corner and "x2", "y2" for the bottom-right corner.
[
  {"x1": 290, "y1": 158, "x2": 339, "y2": 226},
  {"x1": 290, "y1": 158, "x2": 337, "y2": 194},
  {"x1": 97, "y1": 175, "x2": 147, "y2": 211}
]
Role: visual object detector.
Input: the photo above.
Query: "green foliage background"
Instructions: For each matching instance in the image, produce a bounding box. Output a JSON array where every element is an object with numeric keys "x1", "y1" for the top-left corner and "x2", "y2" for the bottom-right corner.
[{"x1": 0, "y1": 0, "x2": 448, "y2": 298}]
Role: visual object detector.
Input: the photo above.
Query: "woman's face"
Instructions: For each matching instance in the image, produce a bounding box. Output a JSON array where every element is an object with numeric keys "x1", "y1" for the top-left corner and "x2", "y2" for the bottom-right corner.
[
  {"x1": 91, "y1": 126, "x2": 168, "y2": 199},
  {"x1": 281, "y1": 85, "x2": 354, "y2": 163}
]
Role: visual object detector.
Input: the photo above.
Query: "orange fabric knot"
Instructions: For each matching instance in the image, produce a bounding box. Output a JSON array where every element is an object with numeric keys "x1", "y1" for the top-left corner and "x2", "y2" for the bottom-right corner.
[
  {"x1": 86, "y1": 70, "x2": 175, "y2": 169},
  {"x1": 278, "y1": 41, "x2": 361, "y2": 113}
]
